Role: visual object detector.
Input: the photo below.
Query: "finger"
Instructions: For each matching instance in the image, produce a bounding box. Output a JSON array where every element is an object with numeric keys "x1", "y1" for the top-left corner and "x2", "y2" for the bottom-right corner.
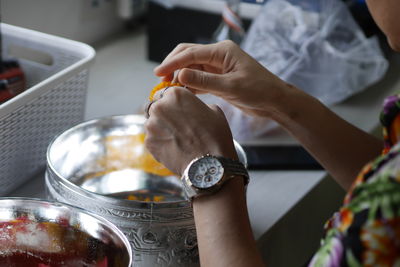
[
  {"x1": 161, "y1": 43, "x2": 197, "y2": 65},
  {"x1": 153, "y1": 87, "x2": 197, "y2": 123},
  {"x1": 152, "y1": 86, "x2": 168, "y2": 101},
  {"x1": 175, "y1": 64, "x2": 208, "y2": 92},
  {"x1": 144, "y1": 100, "x2": 156, "y2": 119},
  {"x1": 161, "y1": 74, "x2": 174, "y2": 82},
  {"x1": 161, "y1": 63, "x2": 204, "y2": 83},
  {"x1": 178, "y1": 68, "x2": 228, "y2": 94},
  {"x1": 163, "y1": 70, "x2": 181, "y2": 84},
  {"x1": 154, "y1": 43, "x2": 224, "y2": 77},
  {"x1": 154, "y1": 86, "x2": 183, "y2": 101},
  {"x1": 144, "y1": 118, "x2": 172, "y2": 141},
  {"x1": 144, "y1": 119, "x2": 172, "y2": 160},
  {"x1": 155, "y1": 43, "x2": 197, "y2": 80},
  {"x1": 172, "y1": 69, "x2": 182, "y2": 84}
]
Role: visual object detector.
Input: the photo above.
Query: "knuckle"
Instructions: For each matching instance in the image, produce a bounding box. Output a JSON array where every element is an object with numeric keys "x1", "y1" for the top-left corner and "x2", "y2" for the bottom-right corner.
[
  {"x1": 177, "y1": 42, "x2": 194, "y2": 49},
  {"x1": 186, "y1": 47, "x2": 198, "y2": 61},
  {"x1": 144, "y1": 138, "x2": 157, "y2": 156},
  {"x1": 167, "y1": 87, "x2": 194, "y2": 106},
  {"x1": 186, "y1": 46, "x2": 197, "y2": 53},
  {"x1": 170, "y1": 86, "x2": 188, "y2": 100},
  {"x1": 179, "y1": 68, "x2": 191, "y2": 83},
  {"x1": 143, "y1": 134, "x2": 153, "y2": 147},
  {"x1": 173, "y1": 86, "x2": 187, "y2": 95},
  {"x1": 176, "y1": 43, "x2": 188, "y2": 50},
  {"x1": 199, "y1": 71, "x2": 209, "y2": 86},
  {"x1": 224, "y1": 73, "x2": 238, "y2": 87},
  {"x1": 144, "y1": 119, "x2": 157, "y2": 134},
  {"x1": 151, "y1": 102, "x2": 165, "y2": 116},
  {"x1": 221, "y1": 39, "x2": 236, "y2": 48},
  {"x1": 143, "y1": 133, "x2": 151, "y2": 146}
]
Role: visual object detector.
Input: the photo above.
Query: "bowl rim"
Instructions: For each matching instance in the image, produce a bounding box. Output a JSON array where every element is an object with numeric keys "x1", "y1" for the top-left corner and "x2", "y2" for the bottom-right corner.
[
  {"x1": 0, "y1": 197, "x2": 133, "y2": 266},
  {"x1": 46, "y1": 114, "x2": 193, "y2": 209}
]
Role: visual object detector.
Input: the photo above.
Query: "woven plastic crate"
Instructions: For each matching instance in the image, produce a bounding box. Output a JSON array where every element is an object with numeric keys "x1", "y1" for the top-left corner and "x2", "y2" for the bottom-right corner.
[{"x1": 0, "y1": 23, "x2": 95, "y2": 196}]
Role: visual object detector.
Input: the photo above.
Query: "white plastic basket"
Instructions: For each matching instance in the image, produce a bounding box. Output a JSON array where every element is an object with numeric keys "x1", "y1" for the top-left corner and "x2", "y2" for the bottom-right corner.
[{"x1": 0, "y1": 23, "x2": 95, "y2": 196}]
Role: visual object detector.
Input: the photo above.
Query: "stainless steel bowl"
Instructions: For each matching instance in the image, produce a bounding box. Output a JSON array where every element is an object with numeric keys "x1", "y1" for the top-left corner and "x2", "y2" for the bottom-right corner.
[
  {"x1": 0, "y1": 198, "x2": 132, "y2": 266},
  {"x1": 45, "y1": 114, "x2": 247, "y2": 267}
]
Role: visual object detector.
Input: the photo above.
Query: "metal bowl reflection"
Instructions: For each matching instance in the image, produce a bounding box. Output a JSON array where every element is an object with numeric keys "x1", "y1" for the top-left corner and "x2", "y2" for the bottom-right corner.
[
  {"x1": 45, "y1": 114, "x2": 247, "y2": 267},
  {"x1": 0, "y1": 198, "x2": 132, "y2": 266}
]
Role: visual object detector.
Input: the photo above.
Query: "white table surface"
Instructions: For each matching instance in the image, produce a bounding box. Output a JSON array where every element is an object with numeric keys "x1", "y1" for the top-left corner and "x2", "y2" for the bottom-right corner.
[{"x1": 8, "y1": 27, "x2": 400, "y2": 266}]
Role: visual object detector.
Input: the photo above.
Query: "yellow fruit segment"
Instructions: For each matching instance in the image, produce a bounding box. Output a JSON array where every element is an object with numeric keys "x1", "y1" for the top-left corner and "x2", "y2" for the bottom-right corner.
[
  {"x1": 94, "y1": 133, "x2": 174, "y2": 177},
  {"x1": 149, "y1": 81, "x2": 182, "y2": 101},
  {"x1": 127, "y1": 194, "x2": 165, "y2": 202}
]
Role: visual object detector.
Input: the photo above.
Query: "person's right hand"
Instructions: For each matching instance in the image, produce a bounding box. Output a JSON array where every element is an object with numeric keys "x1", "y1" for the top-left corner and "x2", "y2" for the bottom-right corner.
[{"x1": 154, "y1": 40, "x2": 293, "y2": 118}]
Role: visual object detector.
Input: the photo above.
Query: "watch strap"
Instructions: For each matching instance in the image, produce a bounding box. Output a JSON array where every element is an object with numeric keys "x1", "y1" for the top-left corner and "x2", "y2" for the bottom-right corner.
[{"x1": 217, "y1": 156, "x2": 249, "y2": 186}]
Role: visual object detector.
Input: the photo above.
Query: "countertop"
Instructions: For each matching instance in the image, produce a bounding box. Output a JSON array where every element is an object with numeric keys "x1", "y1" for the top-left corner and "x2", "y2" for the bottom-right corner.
[{"x1": 8, "y1": 27, "x2": 400, "y2": 267}]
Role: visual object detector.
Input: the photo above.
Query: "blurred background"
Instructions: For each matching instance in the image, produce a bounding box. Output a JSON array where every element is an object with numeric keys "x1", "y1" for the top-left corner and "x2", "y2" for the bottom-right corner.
[
  {"x1": 1, "y1": 1, "x2": 398, "y2": 266},
  {"x1": 1, "y1": 0, "x2": 382, "y2": 120}
]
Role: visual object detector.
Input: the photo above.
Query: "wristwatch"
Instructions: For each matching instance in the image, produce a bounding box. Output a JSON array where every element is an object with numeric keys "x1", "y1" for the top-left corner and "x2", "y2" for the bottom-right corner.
[{"x1": 181, "y1": 154, "x2": 249, "y2": 201}]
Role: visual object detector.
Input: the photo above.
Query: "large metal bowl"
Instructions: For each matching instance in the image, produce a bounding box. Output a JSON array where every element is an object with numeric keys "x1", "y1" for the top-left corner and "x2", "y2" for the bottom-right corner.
[
  {"x1": 45, "y1": 114, "x2": 247, "y2": 267},
  {"x1": 0, "y1": 198, "x2": 132, "y2": 266}
]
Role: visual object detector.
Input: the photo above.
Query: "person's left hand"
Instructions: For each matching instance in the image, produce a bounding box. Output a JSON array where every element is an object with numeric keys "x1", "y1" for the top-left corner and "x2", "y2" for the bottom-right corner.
[{"x1": 144, "y1": 86, "x2": 238, "y2": 175}]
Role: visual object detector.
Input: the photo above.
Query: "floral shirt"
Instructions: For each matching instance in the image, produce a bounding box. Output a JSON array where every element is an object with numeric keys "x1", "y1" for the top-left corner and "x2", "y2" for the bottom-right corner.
[{"x1": 309, "y1": 94, "x2": 400, "y2": 267}]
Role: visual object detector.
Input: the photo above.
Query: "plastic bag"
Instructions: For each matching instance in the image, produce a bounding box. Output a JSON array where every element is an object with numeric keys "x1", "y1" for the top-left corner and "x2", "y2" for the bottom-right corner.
[
  {"x1": 205, "y1": 0, "x2": 389, "y2": 141},
  {"x1": 199, "y1": 95, "x2": 281, "y2": 140},
  {"x1": 242, "y1": 0, "x2": 388, "y2": 104}
]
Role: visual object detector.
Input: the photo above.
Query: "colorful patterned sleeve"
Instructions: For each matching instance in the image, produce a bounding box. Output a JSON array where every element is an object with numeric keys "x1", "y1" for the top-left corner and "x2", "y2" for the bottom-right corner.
[{"x1": 308, "y1": 93, "x2": 400, "y2": 266}]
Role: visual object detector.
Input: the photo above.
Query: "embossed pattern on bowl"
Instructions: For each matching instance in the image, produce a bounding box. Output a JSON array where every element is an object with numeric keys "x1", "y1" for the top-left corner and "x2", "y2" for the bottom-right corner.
[{"x1": 46, "y1": 114, "x2": 246, "y2": 267}]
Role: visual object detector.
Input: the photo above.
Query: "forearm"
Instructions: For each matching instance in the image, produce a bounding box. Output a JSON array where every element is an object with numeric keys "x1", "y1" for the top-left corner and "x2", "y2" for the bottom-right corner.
[
  {"x1": 193, "y1": 178, "x2": 265, "y2": 267},
  {"x1": 268, "y1": 84, "x2": 383, "y2": 190}
]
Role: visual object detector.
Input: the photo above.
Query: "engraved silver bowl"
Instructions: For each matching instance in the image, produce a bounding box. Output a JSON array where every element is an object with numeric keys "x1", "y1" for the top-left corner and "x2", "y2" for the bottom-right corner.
[
  {"x1": 45, "y1": 114, "x2": 246, "y2": 267},
  {"x1": 0, "y1": 197, "x2": 132, "y2": 266}
]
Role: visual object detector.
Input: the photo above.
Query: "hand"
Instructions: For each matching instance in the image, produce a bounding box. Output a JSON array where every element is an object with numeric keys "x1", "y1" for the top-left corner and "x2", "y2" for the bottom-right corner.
[
  {"x1": 145, "y1": 88, "x2": 264, "y2": 267},
  {"x1": 154, "y1": 40, "x2": 292, "y2": 118},
  {"x1": 144, "y1": 86, "x2": 238, "y2": 175}
]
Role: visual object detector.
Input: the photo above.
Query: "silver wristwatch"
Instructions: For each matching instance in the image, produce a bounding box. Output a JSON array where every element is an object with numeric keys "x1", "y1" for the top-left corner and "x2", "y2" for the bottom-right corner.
[{"x1": 181, "y1": 154, "x2": 249, "y2": 201}]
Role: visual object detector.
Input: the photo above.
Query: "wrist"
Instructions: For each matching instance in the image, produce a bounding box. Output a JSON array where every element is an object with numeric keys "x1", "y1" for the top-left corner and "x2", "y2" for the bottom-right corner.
[
  {"x1": 266, "y1": 82, "x2": 319, "y2": 127},
  {"x1": 192, "y1": 176, "x2": 246, "y2": 211},
  {"x1": 250, "y1": 77, "x2": 296, "y2": 118}
]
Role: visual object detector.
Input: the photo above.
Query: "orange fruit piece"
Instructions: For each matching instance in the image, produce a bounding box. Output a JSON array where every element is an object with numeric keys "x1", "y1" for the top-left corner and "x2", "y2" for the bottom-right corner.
[
  {"x1": 149, "y1": 81, "x2": 182, "y2": 101},
  {"x1": 96, "y1": 133, "x2": 175, "y2": 177}
]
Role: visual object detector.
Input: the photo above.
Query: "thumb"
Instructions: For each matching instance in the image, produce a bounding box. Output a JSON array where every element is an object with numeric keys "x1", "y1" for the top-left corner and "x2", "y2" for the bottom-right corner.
[{"x1": 179, "y1": 68, "x2": 227, "y2": 94}]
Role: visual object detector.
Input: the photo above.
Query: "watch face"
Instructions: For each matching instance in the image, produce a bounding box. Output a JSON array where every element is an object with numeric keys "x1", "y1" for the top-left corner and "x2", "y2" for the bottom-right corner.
[{"x1": 188, "y1": 157, "x2": 224, "y2": 189}]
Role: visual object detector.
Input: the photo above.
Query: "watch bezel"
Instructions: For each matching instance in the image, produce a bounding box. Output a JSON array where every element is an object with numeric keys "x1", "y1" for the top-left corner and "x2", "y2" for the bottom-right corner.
[{"x1": 186, "y1": 155, "x2": 225, "y2": 190}]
